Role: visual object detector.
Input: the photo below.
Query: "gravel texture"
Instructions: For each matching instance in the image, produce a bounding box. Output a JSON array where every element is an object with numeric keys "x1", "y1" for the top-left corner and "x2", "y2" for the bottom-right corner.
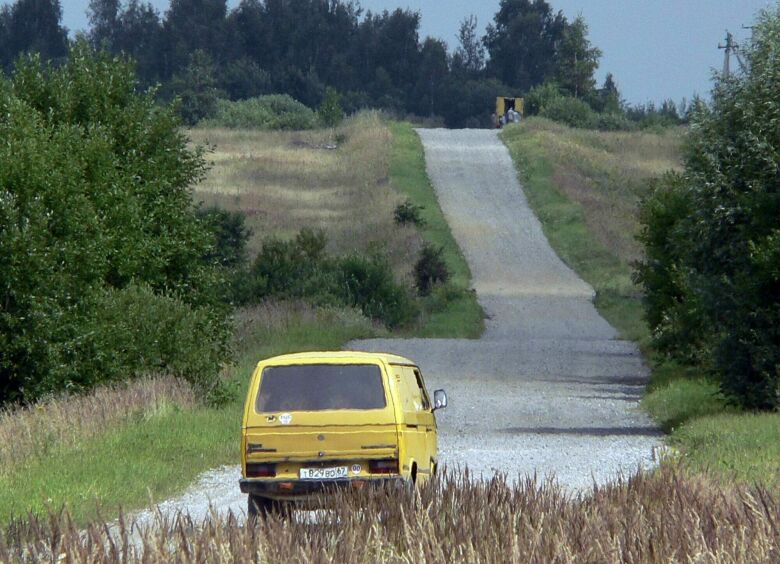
[{"x1": 133, "y1": 128, "x2": 660, "y2": 526}]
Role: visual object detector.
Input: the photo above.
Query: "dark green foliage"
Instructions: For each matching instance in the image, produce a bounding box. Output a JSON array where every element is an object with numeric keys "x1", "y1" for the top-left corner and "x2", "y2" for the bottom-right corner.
[
  {"x1": 318, "y1": 87, "x2": 344, "y2": 127},
  {"x1": 79, "y1": 284, "x2": 229, "y2": 396},
  {"x1": 197, "y1": 206, "x2": 252, "y2": 304},
  {"x1": 250, "y1": 229, "x2": 416, "y2": 329},
  {"x1": 414, "y1": 244, "x2": 450, "y2": 296},
  {"x1": 554, "y1": 15, "x2": 601, "y2": 99},
  {"x1": 205, "y1": 95, "x2": 318, "y2": 130},
  {"x1": 539, "y1": 96, "x2": 598, "y2": 129},
  {"x1": 0, "y1": 0, "x2": 68, "y2": 71},
  {"x1": 484, "y1": 0, "x2": 567, "y2": 92},
  {"x1": 337, "y1": 253, "x2": 418, "y2": 329},
  {"x1": 168, "y1": 49, "x2": 221, "y2": 126},
  {"x1": 0, "y1": 43, "x2": 230, "y2": 405},
  {"x1": 524, "y1": 82, "x2": 563, "y2": 116},
  {"x1": 394, "y1": 199, "x2": 426, "y2": 227},
  {"x1": 635, "y1": 7, "x2": 780, "y2": 409}
]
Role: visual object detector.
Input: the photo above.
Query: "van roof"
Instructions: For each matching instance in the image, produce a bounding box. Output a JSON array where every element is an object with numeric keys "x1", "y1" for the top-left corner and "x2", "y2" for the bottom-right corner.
[{"x1": 259, "y1": 350, "x2": 416, "y2": 366}]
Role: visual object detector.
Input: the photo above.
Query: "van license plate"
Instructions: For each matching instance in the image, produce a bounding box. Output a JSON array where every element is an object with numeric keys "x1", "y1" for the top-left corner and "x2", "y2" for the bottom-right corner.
[{"x1": 299, "y1": 466, "x2": 349, "y2": 480}]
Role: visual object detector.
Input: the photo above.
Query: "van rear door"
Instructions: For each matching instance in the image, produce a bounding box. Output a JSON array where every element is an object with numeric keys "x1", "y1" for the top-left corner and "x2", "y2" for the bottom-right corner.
[{"x1": 244, "y1": 363, "x2": 398, "y2": 461}]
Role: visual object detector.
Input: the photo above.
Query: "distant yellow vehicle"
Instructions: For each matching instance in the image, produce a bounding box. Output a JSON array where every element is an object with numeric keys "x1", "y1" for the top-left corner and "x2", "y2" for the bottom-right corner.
[
  {"x1": 240, "y1": 351, "x2": 447, "y2": 517},
  {"x1": 496, "y1": 96, "x2": 524, "y2": 127}
]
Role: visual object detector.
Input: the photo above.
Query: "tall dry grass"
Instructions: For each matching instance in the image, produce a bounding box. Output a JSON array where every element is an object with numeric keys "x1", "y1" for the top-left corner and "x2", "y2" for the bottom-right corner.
[
  {"x1": 518, "y1": 119, "x2": 683, "y2": 264},
  {"x1": 4, "y1": 468, "x2": 779, "y2": 562},
  {"x1": 189, "y1": 112, "x2": 422, "y2": 278},
  {"x1": 0, "y1": 377, "x2": 195, "y2": 474}
]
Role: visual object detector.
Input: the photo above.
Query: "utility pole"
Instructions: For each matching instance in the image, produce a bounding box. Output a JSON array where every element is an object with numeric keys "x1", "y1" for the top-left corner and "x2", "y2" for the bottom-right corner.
[{"x1": 719, "y1": 31, "x2": 737, "y2": 78}]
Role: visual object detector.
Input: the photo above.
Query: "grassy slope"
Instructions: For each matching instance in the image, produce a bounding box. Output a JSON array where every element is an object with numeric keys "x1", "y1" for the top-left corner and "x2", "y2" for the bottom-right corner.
[
  {"x1": 389, "y1": 122, "x2": 484, "y2": 338},
  {"x1": 0, "y1": 119, "x2": 482, "y2": 525},
  {"x1": 501, "y1": 118, "x2": 780, "y2": 487}
]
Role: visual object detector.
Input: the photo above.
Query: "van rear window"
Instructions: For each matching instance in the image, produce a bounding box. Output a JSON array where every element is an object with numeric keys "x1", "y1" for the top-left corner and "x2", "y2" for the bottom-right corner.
[{"x1": 256, "y1": 364, "x2": 386, "y2": 412}]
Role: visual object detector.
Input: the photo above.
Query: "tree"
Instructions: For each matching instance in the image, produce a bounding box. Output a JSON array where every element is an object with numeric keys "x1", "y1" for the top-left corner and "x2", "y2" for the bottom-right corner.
[
  {"x1": 161, "y1": 0, "x2": 228, "y2": 78},
  {"x1": 453, "y1": 15, "x2": 484, "y2": 77},
  {"x1": 484, "y1": 0, "x2": 566, "y2": 91},
  {"x1": 636, "y1": 6, "x2": 780, "y2": 409},
  {"x1": 0, "y1": 42, "x2": 229, "y2": 404},
  {"x1": 554, "y1": 15, "x2": 601, "y2": 99},
  {"x1": 88, "y1": 0, "x2": 120, "y2": 49},
  {"x1": 0, "y1": 0, "x2": 68, "y2": 70},
  {"x1": 412, "y1": 37, "x2": 449, "y2": 117},
  {"x1": 169, "y1": 49, "x2": 221, "y2": 125}
]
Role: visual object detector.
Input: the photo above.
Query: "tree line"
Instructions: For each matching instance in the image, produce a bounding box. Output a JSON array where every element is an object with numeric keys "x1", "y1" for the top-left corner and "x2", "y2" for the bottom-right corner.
[{"x1": 0, "y1": 0, "x2": 686, "y2": 128}]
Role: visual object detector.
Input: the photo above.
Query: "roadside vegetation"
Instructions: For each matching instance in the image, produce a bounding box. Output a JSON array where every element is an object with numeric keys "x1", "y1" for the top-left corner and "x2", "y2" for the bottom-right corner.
[
  {"x1": 502, "y1": 6, "x2": 780, "y2": 488},
  {"x1": 6, "y1": 469, "x2": 780, "y2": 562},
  {"x1": 0, "y1": 40, "x2": 482, "y2": 525}
]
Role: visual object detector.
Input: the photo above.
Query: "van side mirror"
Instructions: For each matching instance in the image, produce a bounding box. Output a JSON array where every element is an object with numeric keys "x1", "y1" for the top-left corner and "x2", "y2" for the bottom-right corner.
[{"x1": 433, "y1": 389, "x2": 447, "y2": 411}]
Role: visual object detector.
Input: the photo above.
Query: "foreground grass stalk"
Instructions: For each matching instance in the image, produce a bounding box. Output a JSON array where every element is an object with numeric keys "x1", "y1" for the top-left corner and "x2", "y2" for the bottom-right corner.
[{"x1": 3, "y1": 469, "x2": 779, "y2": 562}]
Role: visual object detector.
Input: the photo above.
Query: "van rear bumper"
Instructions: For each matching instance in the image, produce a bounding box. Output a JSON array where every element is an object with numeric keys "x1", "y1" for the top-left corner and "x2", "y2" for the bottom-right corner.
[{"x1": 239, "y1": 477, "x2": 405, "y2": 498}]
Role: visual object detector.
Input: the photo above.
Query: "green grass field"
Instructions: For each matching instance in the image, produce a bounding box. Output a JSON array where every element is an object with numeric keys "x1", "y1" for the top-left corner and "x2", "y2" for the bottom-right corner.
[{"x1": 501, "y1": 118, "x2": 780, "y2": 488}]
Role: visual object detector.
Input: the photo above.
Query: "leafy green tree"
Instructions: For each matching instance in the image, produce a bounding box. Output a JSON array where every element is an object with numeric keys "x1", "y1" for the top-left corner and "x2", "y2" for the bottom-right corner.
[
  {"x1": 453, "y1": 14, "x2": 485, "y2": 78},
  {"x1": 412, "y1": 37, "x2": 449, "y2": 117},
  {"x1": 318, "y1": 86, "x2": 344, "y2": 127},
  {"x1": 636, "y1": 6, "x2": 780, "y2": 408},
  {"x1": 161, "y1": 0, "x2": 228, "y2": 77},
  {"x1": 0, "y1": 0, "x2": 68, "y2": 70},
  {"x1": 169, "y1": 49, "x2": 221, "y2": 125},
  {"x1": 0, "y1": 42, "x2": 228, "y2": 404},
  {"x1": 87, "y1": 0, "x2": 120, "y2": 49},
  {"x1": 483, "y1": 0, "x2": 566, "y2": 91},
  {"x1": 554, "y1": 15, "x2": 601, "y2": 99}
]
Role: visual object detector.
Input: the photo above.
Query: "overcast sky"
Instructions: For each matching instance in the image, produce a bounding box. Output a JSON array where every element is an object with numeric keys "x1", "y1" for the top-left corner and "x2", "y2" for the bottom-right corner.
[{"x1": 46, "y1": 0, "x2": 778, "y2": 104}]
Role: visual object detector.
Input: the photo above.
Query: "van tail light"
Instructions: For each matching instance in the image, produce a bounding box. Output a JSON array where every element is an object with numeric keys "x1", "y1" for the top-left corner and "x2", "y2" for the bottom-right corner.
[
  {"x1": 246, "y1": 463, "x2": 276, "y2": 478},
  {"x1": 369, "y1": 459, "x2": 399, "y2": 475}
]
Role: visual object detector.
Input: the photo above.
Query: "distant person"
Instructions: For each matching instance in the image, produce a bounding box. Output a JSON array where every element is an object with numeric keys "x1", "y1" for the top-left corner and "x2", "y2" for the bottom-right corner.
[{"x1": 492, "y1": 112, "x2": 499, "y2": 129}]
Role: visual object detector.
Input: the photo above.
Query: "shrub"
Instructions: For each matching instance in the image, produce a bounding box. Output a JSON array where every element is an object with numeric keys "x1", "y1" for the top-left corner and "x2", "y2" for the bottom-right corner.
[
  {"x1": 524, "y1": 82, "x2": 563, "y2": 116},
  {"x1": 337, "y1": 253, "x2": 417, "y2": 329},
  {"x1": 595, "y1": 112, "x2": 636, "y2": 131},
  {"x1": 414, "y1": 244, "x2": 450, "y2": 296},
  {"x1": 84, "y1": 284, "x2": 230, "y2": 396},
  {"x1": 204, "y1": 95, "x2": 318, "y2": 130},
  {"x1": 250, "y1": 230, "x2": 416, "y2": 329},
  {"x1": 394, "y1": 199, "x2": 426, "y2": 227},
  {"x1": 318, "y1": 87, "x2": 344, "y2": 127},
  {"x1": 0, "y1": 43, "x2": 229, "y2": 405},
  {"x1": 539, "y1": 96, "x2": 598, "y2": 129}
]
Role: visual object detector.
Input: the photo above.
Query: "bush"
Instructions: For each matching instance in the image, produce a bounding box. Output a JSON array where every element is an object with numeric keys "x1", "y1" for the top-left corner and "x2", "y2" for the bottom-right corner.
[
  {"x1": 337, "y1": 253, "x2": 417, "y2": 329},
  {"x1": 524, "y1": 82, "x2": 563, "y2": 116},
  {"x1": 204, "y1": 95, "x2": 318, "y2": 130},
  {"x1": 414, "y1": 244, "x2": 450, "y2": 296},
  {"x1": 539, "y1": 96, "x2": 598, "y2": 129},
  {"x1": 83, "y1": 284, "x2": 230, "y2": 397},
  {"x1": 318, "y1": 87, "x2": 344, "y2": 127},
  {"x1": 250, "y1": 229, "x2": 416, "y2": 328},
  {"x1": 595, "y1": 112, "x2": 636, "y2": 131},
  {"x1": 0, "y1": 43, "x2": 230, "y2": 405},
  {"x1": 394, "y1": 199, "x2": 426, "y2": 227}
]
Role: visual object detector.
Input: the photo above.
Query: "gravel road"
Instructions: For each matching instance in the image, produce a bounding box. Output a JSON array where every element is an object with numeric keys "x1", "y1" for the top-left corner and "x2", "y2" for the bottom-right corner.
[
  {"x1": 133, "y1": 128, "x2": 660, "y2": 526},
  {"x1": 351, "y1": 129, "x2": 661, "y2": 489}
]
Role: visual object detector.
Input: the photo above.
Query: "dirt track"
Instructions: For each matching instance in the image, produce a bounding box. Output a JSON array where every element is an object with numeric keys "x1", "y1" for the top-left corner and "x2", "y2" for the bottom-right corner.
[{"x1": 133, "y1": 128, "x2": 660, "y2": 525}]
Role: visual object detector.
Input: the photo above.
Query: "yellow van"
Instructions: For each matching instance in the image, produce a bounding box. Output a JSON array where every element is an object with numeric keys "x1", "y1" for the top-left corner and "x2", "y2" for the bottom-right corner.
[{"x1": 239, "y1": 351, "x2": 447, "y2": 517}]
